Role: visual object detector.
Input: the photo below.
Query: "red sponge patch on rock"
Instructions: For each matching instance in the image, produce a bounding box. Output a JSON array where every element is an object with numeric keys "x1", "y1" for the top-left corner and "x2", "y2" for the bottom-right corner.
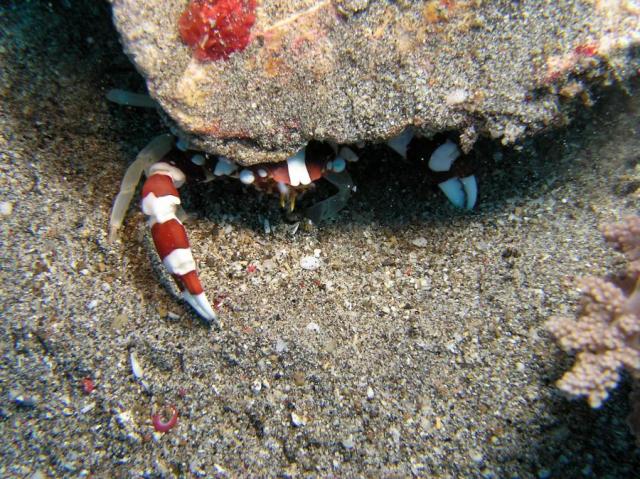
[{"x1": 179, "y1": 0, "x2": 257, "y2": 61}]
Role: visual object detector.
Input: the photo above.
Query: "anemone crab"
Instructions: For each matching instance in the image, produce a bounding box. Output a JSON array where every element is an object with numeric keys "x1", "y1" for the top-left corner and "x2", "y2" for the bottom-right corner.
[
  {"x1": 108, "y1": 92, "x2": 477, "y2": 324},
  {"x1": 107, "y1": 0, "x2": 486, "y2": 323}
]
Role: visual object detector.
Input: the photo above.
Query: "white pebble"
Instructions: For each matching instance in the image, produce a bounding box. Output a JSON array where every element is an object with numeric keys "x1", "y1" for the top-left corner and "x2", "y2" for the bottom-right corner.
[
  {"x1": 470, "y1": 449, "x2": 484, "y2": 463},
  {"x1": 366, "y1": 386, "x2": 374, "y2": 399},
  {"x1": 412, "y1": 237, "x2": 429, "y2": 248},
  {"x1": 300, "y1": 256, "x2": 321, "y2": 271},
  {"x1": 87, "y1": 300, "x2": 98, "y2": 310},
  {"x1": 0, "y1": 201, "x2": 13, "y2": 217},
  {"x1": 251, "y1": 379, "x2": 262, "y2": 394},
  {"x1": 306, "y1": 322, "x2": 320, "y2": 332},
  {"x1": 341, "y1": 436, "x2": 355, "y2": 450},
  {"x1": 275, "y1": 339, "x2": 288, "y2": 353},
  {"x1": 291, "y1": 412, "x2": 306, "y2": 427},
  {"x1": 445, "y1": 88, "x2": 469, "y2": 105}
]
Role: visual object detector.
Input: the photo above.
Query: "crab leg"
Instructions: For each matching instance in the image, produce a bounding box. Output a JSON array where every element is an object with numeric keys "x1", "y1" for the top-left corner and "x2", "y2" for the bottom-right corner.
[{"x1": 141, "y1": 162, "x2": 217, "y2": 323}]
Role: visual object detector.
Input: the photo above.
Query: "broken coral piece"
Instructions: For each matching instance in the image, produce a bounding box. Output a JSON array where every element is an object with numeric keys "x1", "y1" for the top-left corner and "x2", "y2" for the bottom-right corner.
[{"x1": 546, "y1": 216, "x2": 640, "y2": 409}]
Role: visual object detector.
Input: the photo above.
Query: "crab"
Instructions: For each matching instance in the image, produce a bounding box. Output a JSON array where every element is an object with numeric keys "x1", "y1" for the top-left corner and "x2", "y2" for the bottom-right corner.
[
  {"x1": 107, "y1": 90, "x2": 477, "y2": 323},
  {"x1": 107, "y1": 0, "x2": 484, "y2": 323}
]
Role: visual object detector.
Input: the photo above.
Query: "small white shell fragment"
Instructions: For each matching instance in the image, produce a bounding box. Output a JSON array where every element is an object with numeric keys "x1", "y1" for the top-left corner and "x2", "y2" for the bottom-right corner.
[
  {"x1": 411, "y1": 237, "x2": 429, "y2": 248},
  {"x1": 239, "y1": 169, "x2": 255, "y2": 184},
  {"x1": 460, "y1": 175, "x2": 478, "y2": 209},
  {"x1": 251, "y1": 379, "x2": 262, "y2": 394},
  {"x1": 300, "y1": 256, "x2": 321, "y2": 271},
  {"x1": 0, "y1": 201, "x2": 13, "y2": 217},
  {"x1": 87, "y1": 300, "x2": 98, "y2": 310},
  {"x1": 341, "y1": 436, "x2": 355, "y2": 450},
  {"x1": 291, "y1": 412, "x2": 306, "y2": 427},
  {"x1": 213, "y1": 157, "x2": 237, "y2": 176},
  {"x1": 438, "y1": 177, "x2": 466, "y2": 208},
  {"x1": 445, "y1": 88, "x2": 468, "y2": 105},
  {"x1": 428, "y1": 140, "x2": 461, "y2": 172},
  {"x1": 339, "y1": 146, "x2": 359, "y2": 162},
  {"x1": 306, "y1": 322, "x2": 320, "y2": 332},
  {"x1": 275, "y1": 338, "x2": 288, "y2": 353},
  {"x1": 130, "y1": 352, "x2": 144, "y2": 380},
  {"x1": 213, "y1": 464, "x2": 228, "y2": 475},
  {"x1": 386, "y1": 128, "x2": 414, "y2": 159},
  {"x1": 366, "y1": 386, "x2": 374, "y2": 399},
  {"x1": 190, "y1": 154, "x2": 205, "y2": 166}
]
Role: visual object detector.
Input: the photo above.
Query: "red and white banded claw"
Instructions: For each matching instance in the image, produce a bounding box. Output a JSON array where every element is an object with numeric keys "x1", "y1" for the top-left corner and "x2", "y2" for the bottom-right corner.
[{"x1": 141, "y1": 162, "x2": 217, "y2": 323}]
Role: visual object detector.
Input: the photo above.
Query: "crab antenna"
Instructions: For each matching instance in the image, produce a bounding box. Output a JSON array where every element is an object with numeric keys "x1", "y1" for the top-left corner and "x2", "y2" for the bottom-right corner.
[{"x1": 109, "y1": 134, "x2": 174, "y2": 242}]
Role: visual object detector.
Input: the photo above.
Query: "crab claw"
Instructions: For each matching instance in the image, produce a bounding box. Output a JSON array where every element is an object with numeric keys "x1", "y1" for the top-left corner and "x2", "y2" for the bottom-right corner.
[{"x1": 141, "y1": 164, "x2": 217, "y2": 323}]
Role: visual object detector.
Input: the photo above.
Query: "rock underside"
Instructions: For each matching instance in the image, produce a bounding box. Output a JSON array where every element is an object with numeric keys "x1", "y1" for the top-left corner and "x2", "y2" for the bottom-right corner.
[{"x1": 111, "y1": 0, "x2": 640, "y2": 165}]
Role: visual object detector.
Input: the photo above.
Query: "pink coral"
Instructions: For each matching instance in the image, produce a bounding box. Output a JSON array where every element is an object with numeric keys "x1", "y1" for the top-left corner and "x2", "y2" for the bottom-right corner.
[
  {"x1": 546, "y1": 216, "x2": 640, "y2": 408},
  {"x1": 179, "y1": 0, "x2": 257, "y2": 62}
]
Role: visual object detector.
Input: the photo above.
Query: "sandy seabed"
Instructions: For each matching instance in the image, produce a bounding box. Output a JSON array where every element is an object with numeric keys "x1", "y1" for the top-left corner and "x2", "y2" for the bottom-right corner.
[{"x1": 1, "y1": 2, "x2": 640, "y2": 478}]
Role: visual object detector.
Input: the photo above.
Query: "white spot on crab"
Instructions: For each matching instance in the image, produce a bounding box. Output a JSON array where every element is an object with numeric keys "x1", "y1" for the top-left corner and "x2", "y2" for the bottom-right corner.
[
  {"x1": 339, "y1": 146, "x2": 359, "y2": 162},
  {"x1": 428, "y1": 140, "x2": 460, "y2": 172},
  {"x1": 190, "y1": 154, "x2": 205, "y2": 166},
  {"x1": 330, "y1": 157, "x2": 346, "y2": 173},
  {"x1": 239, "y1": 169, "x2": 255, "y2": 184},
  {"x1": 438, "y1": 175, "x2": 478, "y2": 210},
  {"x1": 148, "y1": 162, "x2": 186, "y2": 187},
  {"x1": 386, "y1": 128, "x2": 414, "y2": 159},
  {"x1": 287, "y1": 149, "x2": 312, "y2": 186},
  {"x1": 176, "y1": 138, "x2": 190, "y2": 151},
  {"x1": 162, "y1": 248, "x2": 196, "y2": 275},
  {"x1": 141, "y1": 192, "x2": 180, "y2": 225},
  {"x1": 213, "y1": 157, "x2": 237, "y2": 176}
]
